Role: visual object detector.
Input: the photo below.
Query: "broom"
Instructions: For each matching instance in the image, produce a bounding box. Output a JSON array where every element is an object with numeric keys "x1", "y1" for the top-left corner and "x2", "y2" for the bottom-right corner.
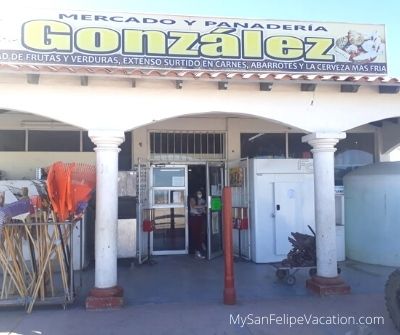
[
  {"x1": 47, "y1": 162, "x2": 72, "y2": 222},
  {"x1": 0, "y1": 198, "x2": 31, "y2": 221},
  {"x1": 68, "y1": 163, "x2": 96, "y2": 216}
]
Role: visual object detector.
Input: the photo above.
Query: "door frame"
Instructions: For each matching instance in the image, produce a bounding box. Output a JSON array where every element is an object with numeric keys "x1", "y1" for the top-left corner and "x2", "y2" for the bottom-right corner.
[
  {"x1": 206, "y1": 161, "x2": 225, "y2": 260},
  {"x1": 149, "y1": 164, "x2": 189, "y2": 256},
  {"x1": 140, "y1": 160, "x2": 227, "y2": 258},
  {"x1": 227, "y1": 158, "x2": 251, "y2": 260},
  {"x1": 136, "y1": 160, "x2": 150, "y2": 264}
]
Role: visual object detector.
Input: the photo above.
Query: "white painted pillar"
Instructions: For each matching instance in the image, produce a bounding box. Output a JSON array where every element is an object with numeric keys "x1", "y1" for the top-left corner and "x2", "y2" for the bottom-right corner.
[
  {"x1": 89, "y1": 130, "x2": 125, "y2": 289},
  {"x1": 302, "y1": 132, "x2": 346, "y2": 278}
]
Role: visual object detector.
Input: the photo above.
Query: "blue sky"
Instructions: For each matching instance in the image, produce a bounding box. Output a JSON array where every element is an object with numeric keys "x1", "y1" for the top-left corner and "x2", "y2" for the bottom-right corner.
[{"x1": 11, "y1": 0, "x2": 400, "y2": 76}]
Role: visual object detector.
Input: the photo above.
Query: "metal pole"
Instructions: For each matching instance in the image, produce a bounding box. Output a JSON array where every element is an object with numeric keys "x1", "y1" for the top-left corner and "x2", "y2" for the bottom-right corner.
[
  {"x1": 80, "y1": 217, "x2": 83, "y2": 288},
  {"x1": 69, "y1": 222, "x2": 74, "y2": 301},
  {"x1": 223, "y1": 187, "x2": 236, "y2": 305}
]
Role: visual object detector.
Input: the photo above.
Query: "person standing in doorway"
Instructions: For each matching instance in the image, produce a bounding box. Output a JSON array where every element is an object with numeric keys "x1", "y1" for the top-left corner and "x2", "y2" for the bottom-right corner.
[{"x1": 189, "y1": 190, "x2": 207, "y2": 259}]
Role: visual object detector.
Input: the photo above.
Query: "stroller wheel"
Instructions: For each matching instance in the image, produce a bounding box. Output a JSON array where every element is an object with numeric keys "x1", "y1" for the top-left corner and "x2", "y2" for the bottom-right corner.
[
  {"x1": 309, "y1": 268, "x2": 317, "y2": 277},
  {"x1": 286, "y1": 275, "x2": 296, "y2": 286},
  {"x1": 276, "y1": 269, "x2": 288, "y2": 280}
]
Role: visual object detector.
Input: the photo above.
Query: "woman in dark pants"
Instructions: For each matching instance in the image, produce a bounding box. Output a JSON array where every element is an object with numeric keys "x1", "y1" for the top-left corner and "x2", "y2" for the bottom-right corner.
[{"x1": 189, "y1": 190, "x2": 206, "y2": 259}]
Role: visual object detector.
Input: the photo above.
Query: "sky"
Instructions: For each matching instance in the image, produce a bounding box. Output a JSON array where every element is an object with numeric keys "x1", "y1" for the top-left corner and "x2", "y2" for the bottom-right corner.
[{"x1": 5, "y1": 0, "x2": 400, "y2": 76}]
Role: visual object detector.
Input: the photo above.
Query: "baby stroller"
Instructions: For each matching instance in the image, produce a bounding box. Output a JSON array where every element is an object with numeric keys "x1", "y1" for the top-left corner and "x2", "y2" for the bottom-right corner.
[
  {"x1": 273, "y1": 225, "x2": 317, "y2": 285},
  {"x1": 275, "y1": 225, "x2": 340, "y2": 285},
  {"x1": 282, "y1": 225, "x2": 316, "y2": 268}
]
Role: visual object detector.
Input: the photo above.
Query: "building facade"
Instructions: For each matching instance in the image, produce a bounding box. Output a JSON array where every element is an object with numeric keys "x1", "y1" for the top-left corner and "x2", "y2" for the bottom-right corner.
[{"x1": 0, "y1": 9, "x2": 400, "y2": 307}]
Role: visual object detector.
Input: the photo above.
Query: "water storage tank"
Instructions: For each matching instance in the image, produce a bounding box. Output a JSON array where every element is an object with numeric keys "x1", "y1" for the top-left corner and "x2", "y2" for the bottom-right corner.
[{"x1": 343, "y1": 162, "x2": 400, "y2": 266}]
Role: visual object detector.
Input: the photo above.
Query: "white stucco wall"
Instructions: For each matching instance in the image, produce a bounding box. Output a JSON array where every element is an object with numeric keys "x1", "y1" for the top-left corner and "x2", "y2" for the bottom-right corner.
[
  {"x1": 0, "y1": 152, "x2": 95, "y2": 179},
  {"x1": 132, "y1": 116, "x2": 378, "y2": 163},
  {"x1": 133, "y1": 116, "x2": 297, "y2": 162},
  {"x1": 0, "y1": 73, "x2": 399, "y2": 134},
  {"x1": 0, "y1": 72, "x2": 398, "y2": 174},
  {"x1": 0, "y1": 112, "x2": 72, "y2": 129},
  {"x1": 0, "y1": 110, "x2": 380, "y2": 177}
]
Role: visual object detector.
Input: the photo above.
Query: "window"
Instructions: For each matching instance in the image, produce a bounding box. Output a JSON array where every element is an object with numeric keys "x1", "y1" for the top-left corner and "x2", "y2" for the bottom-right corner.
[
  {"x1": 288, "y1": 133, "x2": 312, "y2": 158},
  {"x1": 240, "y1": 133, "x2": 286, "y2": 158},
  {"x1": 149, "y1": 131, "x2": 225, "y2": 161},
  {"x1": 335, "y1": 133, "x2": 375, "y2": 185},
  {"x1": 82, "y1": 131, "x2": 95, "y2": 152},
  {"x1": 0, "y1": 130, "x2": 25, "y2": 151},
  {"x1": 153, "y1": 167, "x2": 186, "y2": 187},
  {"x1": 28, "y1": 131, "x2": 80, "y2": 151},
  {"x1": 1, "y1": 129, "x2": 133, "y2": 170},
  {"x1": 119, "y1": 132, "x2": 132, "y2": 170}
]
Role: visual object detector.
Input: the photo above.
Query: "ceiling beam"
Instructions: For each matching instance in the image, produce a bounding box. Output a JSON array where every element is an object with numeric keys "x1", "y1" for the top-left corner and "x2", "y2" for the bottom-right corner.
[
  {"x1": 80, "y1": 76, "x2": 89, "y2": 86},
  {"x1": 27, "y1": 74, "x2": 40, "y2": 85},
  {"x1": 175, "y1": 80, "x2": 183, "y2": 89},
  {"x1": 379, "y1": 85, "x2": 400, "y2": 94},
  {"x1": 300, "y1": 83, "x2": 316, "y2": 92},
  {"x1": 340, "y1": 84, "x2": 360, "y2": 93},
  {"x1": 218, "y1": 81, "x2": 228, "y2": 90},
  {"x1": 259, "y1": 82, "x2": 273, "y2": 91}
]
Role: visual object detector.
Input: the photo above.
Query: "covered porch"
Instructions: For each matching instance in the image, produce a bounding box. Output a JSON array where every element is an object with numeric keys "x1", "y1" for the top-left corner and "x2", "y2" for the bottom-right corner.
[{"x1": 0, "y1": 256, "x2": 398, "y2": 334}]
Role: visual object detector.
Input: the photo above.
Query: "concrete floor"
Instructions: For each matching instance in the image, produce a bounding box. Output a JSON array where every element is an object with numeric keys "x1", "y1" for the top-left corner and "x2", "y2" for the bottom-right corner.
[
  {"x1": 1, "y1": 256, "x2": 399, "y2": 334},
  {"x1": 76, "y1": 256, "x2": 396, "y2": 305}
]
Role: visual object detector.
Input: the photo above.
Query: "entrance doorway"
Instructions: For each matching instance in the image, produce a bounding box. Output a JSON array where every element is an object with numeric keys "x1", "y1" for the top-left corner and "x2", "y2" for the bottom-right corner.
[
  {"x1": 150, "y1": 165, "x2": 187, "y2": 255},
  {"x1": 141, "y1": 162, "x2": 224, "y2": 260},
  {"x1": 188, "y1": 163, "x2": 224, "y2": 260},
  {"x1": 205, "y1": 163, "x2": 224, "y2": 259},
  {"x1": 188, "y1": 165, "x2": 206, "y2": 256}
]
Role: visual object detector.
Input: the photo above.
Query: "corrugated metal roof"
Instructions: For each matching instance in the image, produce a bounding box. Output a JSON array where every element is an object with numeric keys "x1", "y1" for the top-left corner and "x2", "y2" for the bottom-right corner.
[{"x1": 0, "y1": 63, "x2": 399, "y2": 85}]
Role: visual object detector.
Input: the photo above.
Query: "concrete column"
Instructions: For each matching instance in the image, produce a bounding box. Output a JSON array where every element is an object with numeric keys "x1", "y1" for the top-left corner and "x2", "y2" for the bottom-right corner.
[
  {"x1": 86, "y1": 130, "x2": 125, "y2": 309},
  {"x1": 302, "y1": 132, "x2": 350, "y2": 295}
]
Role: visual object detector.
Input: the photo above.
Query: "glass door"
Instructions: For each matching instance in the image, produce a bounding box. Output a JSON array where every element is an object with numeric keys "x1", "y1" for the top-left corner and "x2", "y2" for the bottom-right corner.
[
  {"x1": 150, "y1": 165, "x2": 188, "y2": 255},
  {"x1": 136, "y1": 160, "x2": 150, "y2": 264},
  {"x1": 206, "y1": 162, "x2": 224, "y2": 259},
  {"x1": 228, "y1": 158, "x2": 251, "y2": 260}
]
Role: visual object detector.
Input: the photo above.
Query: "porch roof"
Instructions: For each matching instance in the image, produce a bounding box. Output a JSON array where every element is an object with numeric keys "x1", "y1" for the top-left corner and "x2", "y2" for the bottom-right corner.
[{"x1": 1, "y1": 63, "x2": 399, "y2": 87}]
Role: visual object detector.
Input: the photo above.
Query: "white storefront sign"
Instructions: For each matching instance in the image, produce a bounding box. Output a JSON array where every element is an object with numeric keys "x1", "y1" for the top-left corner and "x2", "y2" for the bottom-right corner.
[{"x1": 0, "y1": 10, "x2": 387, "y2": 74}]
